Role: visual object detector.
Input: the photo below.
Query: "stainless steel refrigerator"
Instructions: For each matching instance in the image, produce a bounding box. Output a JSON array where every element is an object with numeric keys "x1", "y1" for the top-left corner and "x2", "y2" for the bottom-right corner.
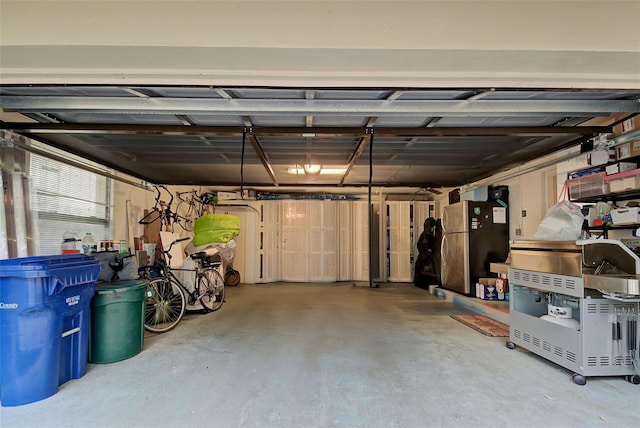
[{"x1": 441, "y1": 200, "x2": 509, "y2": 295}]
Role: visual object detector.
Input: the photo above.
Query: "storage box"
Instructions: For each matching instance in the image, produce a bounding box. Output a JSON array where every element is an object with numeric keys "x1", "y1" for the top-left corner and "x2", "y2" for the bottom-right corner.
[
  {"x1": 604, "y1": 168, "x2": 640, "y2": 193},
  {"x1": 476, "y1": 278, "x2": 498, "y2": 300},
  {"x1": 606, "y1": 162, "x2": 637, "y2": 175},
  {"x1": 588, "y1": 150, "x2": 611, "y2": 166},
  {"x1": 615, "y1": 140, "x2": 640, "y2": 161},
  {"x1": 610, "y1": 207, "x2": 640, "y2": 225},
  {"x1": 613, "y1": 117, "x2": 638, "y2": 137},
  {"x1": 568, "y1": 172, "x2": 608, "y2": 199},
  {"x1": 496, "y1": 278, "x2": 509, "y2": 293}
]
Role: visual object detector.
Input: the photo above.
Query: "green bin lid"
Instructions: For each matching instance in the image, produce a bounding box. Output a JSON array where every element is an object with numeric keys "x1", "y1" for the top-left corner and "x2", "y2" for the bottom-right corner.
[{"x1": 94, "y1": 279, "x2": 148, "y2": 294}]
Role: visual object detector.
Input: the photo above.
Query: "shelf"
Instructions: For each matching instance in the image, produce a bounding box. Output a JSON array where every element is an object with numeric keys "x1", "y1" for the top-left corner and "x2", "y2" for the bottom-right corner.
[
  {"x1": 584, "y1": 223, "x2": 640, "y2": 231},
  {"x1": 572, "y1": 188, "x2": 640, "y2": 203},
  {"x1": 583, "y1": 223, "x2": 640, "y2": 238}
]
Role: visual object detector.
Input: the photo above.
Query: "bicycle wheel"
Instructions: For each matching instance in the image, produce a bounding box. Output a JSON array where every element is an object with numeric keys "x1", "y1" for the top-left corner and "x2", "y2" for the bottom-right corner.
[
  {"x1": 198, "y1": 266, "x2": 225, "y2": 312},
  {"x1": 175, "y1": 200, "x2": 196, "y2": 232},
  {"x1": 144, "y1": 277, "x2": 186, "y2": 333}
]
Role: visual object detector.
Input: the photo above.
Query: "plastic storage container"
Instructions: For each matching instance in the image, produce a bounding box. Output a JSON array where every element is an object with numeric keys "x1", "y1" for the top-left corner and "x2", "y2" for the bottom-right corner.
[
  {"x1": 81, "y1": 232, "x2": 98, "y2": 254},
  {"x1": 0, "y1": 254, "x2": 101, "y2": 407},
  {"x1": 568, "y1": 172, "x2": 608, "y2": 200},
  {"x1": 89, "y1": 280, "x2": 147, "y2": 364},
  {"x1": 60, "y1": 232, "x2": 81, "y2": 254},
  {"x1": 604, "y1": 168, "x2": 640, "y2": 193}
]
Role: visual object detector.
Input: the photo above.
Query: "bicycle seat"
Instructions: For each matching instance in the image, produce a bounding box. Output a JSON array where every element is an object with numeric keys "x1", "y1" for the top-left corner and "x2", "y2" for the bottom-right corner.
[{"x1": 190, "y1": 247, "x2": 220, "y2": 260}]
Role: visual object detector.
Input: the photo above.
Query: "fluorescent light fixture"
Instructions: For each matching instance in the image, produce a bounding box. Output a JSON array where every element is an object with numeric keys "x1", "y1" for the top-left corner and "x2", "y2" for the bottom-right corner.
[
  {"x1": 319, "y1": 168, "x2": 347, "y2": 175},
  {"x1": 287, "y1": 166, "x2": 347, "y2": 175},
  {"x1": 303, "y1": 163, "x2": 322, "y2": 175}
]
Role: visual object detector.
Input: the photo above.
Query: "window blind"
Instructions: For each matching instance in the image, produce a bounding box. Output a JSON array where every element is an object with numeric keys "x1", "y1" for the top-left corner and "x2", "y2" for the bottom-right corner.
[{"x1": 29, "y1": 146, "x2": 112, "y2": 255}]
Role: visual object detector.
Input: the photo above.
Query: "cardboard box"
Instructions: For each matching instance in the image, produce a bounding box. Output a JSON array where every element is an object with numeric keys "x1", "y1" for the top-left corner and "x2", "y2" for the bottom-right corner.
[
  {"x1": 613, "y1": 117, "x2": 638, "y2": 137},
  {"x1": 476, "y1": 278, "x2": 498, "y2": 300},
  {"x1": 615, "y1": 140, "x2": 640, "y2": 161},
  {"x1": 606, "y1": 162, "x2": 637, "y2": 175},
  {"x1": 496, "y1": 278, "x2": 509, "y2": 293}
]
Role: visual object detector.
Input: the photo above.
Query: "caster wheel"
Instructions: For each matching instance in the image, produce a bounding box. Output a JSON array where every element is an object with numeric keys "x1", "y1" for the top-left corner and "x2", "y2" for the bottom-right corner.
[
  {"x1": 572, "y1": 374, "x2": 586, "y2": 386},
  {"x1": 625, "y1": 375, "x2": 640, "y2": 385},
  {"x1": 506, "y1": 341, "x2": 516, "y2": 350}
]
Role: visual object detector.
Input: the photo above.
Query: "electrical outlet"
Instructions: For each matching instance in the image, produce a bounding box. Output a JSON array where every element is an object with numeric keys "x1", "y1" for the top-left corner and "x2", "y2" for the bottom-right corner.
[
  {"x1": 516, "y1": 228, "x2": 522, "y2": 235},
  {"x1": 521, "y1": 210, "x2": 527, "y2": 217}
]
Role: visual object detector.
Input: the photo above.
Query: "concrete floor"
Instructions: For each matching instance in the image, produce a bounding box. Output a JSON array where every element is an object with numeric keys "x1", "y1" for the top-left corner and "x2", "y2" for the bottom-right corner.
[{"x1": 1, "y1": 283, "x2": 638, "y2": 427}]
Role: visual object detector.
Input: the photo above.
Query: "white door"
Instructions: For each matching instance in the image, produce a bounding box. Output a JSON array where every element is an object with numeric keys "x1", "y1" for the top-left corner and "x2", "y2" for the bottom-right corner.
[
  {"x1": 281, "y1": 200, "x2": 310, "y2": 281},
  {"x1": 386, "y1": 201, "x2": 413, "y2": 282},
  {"x1": 259, "y1": 201, "x2": 281, "y2": 283},
  {"x1": 352, "y1": 201, "x2": 370, "y2": 281},
  {"x1": 337, "y1": 201, "x2": 353, "y2": 281},
  {"x1": 309, "y1": 201, "x2": 337, "y2": 282}
]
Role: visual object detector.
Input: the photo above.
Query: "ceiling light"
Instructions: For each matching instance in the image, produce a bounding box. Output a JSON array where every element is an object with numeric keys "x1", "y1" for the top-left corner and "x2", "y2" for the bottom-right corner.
[
  {"x1": 288, "y1": 167, "x2": 305, "y2": 174},
  {"x1": 303, "y1": 163, "x2": 322, "y2": 175},
  {"x1": 287, "y1": 166, "x2": 347, "y2": 175},
  {"x1": 319, "y1": 168, "x2": 347, "y2": 175}
]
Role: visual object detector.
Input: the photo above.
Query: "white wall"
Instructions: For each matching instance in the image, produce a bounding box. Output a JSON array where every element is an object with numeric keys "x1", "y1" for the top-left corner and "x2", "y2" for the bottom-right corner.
[
  {"x1": 434, "y1": 148, "x2": 572, "y2": 240},
  {"x1": 2, "y1": 1, "x2": 639, "y2": 88}
]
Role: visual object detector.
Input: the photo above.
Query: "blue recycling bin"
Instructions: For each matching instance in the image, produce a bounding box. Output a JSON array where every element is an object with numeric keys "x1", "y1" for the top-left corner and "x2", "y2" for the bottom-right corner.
[{"x1": 0, "y1": 254, "x2": 101, "y2": 407}]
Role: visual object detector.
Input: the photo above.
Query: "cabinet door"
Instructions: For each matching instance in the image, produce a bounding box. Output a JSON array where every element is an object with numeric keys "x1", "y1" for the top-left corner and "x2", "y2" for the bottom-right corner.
[
  {"x1": 281, "y1": 201, "x2": 309, "y2": 281},
  {"x1": 337, "y1": 201, "x2": 353, "y2": 281},
  {"x1": 259, "y1": 201, "x2": 281, "y2": 283},
  {"x1": 309, "y1": 201, "x2": 337, "y2": 282},
  {"x1": 386, "y1": 201, "x2": 412, "y2": 282}
]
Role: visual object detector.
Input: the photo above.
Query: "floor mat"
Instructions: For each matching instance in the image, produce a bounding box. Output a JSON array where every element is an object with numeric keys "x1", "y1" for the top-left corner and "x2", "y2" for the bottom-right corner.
[{"x1": 450, "y1": 315, "x2": 510, "y2": 337}]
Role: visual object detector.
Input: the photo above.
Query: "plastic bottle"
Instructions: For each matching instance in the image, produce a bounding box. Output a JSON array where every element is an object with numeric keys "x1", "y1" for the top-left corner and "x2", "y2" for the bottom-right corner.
[
  {"x1": 61, "y1": 232, "x2": 81, "y2": 254},
  {"x1": 81, "y1": 232, "x2": 98, "y2": 254}
]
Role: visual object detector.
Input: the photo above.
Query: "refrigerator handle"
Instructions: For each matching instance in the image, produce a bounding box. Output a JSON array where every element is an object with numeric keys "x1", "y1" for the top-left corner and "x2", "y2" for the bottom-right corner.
[
  {"x1": 441, "y1": 233, "x2": 448, "y2": 259},
  {"x1": 442, "y1": 209, "x2": 448, "y2": 232}
]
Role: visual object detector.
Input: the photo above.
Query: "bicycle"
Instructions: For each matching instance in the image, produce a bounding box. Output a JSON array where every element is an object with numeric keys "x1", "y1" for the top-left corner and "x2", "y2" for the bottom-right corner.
[
  {"x1": 175, "y1": 190, "x2": 218, "y2": 232},
  {"x1": 139, "y1": 184, "x2": 190, "y2": 232},
  {"x1": 141, "y1": 237, "x2": 226, "y2": 333}
]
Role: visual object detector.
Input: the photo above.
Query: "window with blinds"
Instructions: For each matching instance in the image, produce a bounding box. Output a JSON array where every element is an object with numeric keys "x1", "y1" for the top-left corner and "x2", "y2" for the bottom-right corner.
[{"x1": 29, "y1": 147, "x2": 112, "y2": 255}]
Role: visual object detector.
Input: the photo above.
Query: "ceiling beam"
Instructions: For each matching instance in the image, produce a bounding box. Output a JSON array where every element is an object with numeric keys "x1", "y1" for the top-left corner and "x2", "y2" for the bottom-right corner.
[
  {"x1": 246, "y1": 132, "x2": 279, "y2": 186},
  {"x1": 2, "y1": 123, "x2": 611, "y2": 137},
  {"x1": 2, "y1": 96, "x2": 637, "y2": 116},
  {"x1": 339, "y1": 131, "x2": 372, "y2": 186}
]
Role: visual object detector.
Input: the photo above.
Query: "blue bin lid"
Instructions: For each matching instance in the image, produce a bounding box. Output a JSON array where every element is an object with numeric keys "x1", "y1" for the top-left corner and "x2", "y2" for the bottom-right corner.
[{"x1": 1, "y1": 254, "x2": 102, "y2": 295}]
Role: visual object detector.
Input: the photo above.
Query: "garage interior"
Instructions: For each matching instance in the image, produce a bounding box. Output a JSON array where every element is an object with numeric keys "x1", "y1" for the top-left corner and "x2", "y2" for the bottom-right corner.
[{"x1": 2, "y1": 1, "x2": 640, "y2": 426}]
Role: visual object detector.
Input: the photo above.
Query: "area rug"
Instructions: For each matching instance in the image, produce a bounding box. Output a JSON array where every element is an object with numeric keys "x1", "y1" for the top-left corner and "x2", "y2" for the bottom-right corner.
[{"x1": 450, "y1": 315, "x2": 510, "y2": 337}]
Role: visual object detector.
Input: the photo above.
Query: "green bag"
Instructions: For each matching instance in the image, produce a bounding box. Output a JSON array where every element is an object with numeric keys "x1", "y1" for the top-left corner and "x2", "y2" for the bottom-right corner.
[{"x1": 193, "y1": 214, "x2": 240, "y2": 246}]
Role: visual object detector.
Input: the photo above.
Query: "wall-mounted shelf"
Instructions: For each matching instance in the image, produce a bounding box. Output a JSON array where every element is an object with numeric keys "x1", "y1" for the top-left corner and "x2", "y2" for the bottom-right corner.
[
  {"x1": 584, "y1": 223, "x2": 640, "y2": 238},
  {"x1": 572, "y1": 189, "x2": 640, "y2": 203}
]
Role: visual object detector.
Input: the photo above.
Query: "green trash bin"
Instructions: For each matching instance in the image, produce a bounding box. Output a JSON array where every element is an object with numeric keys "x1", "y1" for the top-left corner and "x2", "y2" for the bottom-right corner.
[{"x1": 89, "y1": 279, "x2": 147, "y2": 364}]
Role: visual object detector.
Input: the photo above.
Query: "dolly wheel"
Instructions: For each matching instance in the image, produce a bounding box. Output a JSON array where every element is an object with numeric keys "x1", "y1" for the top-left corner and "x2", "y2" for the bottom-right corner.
[
  {"x1": 506, "y1": 341, "x2": 516, "y2": 350},
  {"x1": 572, "y1": 374, "x2": 586, "y2": 385},
  {"x1": 625, "y1": 375, "x2": 640, "y2": 385}
]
